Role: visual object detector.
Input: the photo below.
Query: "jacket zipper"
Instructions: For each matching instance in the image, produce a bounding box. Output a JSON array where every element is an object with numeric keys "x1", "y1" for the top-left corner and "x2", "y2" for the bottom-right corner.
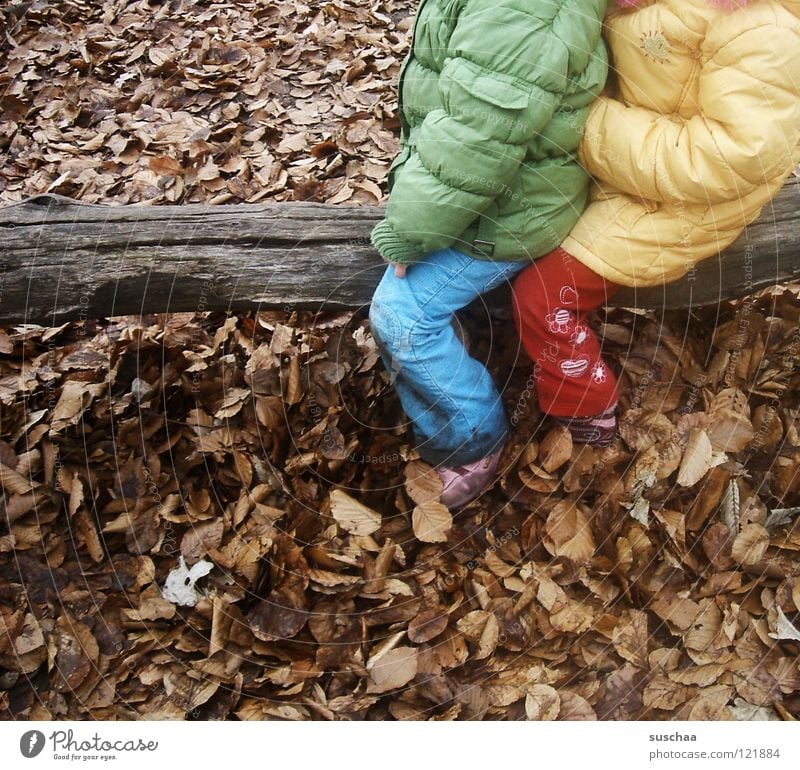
[{"x1": 396, "y1": 0, "x2": 430, "y2": 142}]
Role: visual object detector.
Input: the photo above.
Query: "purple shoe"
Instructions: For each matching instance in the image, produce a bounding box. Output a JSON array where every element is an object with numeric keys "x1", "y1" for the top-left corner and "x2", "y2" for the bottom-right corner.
[
  {"x1": 551, "y1": 406, "x2": 618, "y2": 448},
  {"x1": 438, "y1": 449, "x2": 503, "y2": 509}
]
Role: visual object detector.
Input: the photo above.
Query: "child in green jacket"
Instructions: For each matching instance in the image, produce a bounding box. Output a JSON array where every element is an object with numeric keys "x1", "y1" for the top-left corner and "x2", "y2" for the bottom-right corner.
[{"x1": 370, "y1": 0, "x2": 608, "y2": 508}]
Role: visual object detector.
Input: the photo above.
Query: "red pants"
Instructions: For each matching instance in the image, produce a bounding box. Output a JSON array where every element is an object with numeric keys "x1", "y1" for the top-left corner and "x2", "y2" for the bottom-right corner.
[{"x1": 512, "y1": 248, "x2": 620, "y2": 418}]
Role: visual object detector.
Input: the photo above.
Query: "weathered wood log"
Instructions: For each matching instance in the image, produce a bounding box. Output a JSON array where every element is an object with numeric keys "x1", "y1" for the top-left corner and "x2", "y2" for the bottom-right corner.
[{"x1": 1, "y1": 179, "x2": 798, "y2": 325}]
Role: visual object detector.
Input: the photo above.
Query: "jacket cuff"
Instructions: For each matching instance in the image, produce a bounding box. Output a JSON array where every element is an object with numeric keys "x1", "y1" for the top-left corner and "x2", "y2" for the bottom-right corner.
[{"x1": 370, "y1": 219, "x2": 427, "y2": 265}]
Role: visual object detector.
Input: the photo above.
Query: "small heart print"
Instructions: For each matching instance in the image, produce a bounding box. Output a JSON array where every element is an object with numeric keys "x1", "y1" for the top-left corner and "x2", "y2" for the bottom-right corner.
[
  {"x1": 559, "y1": 286, "x2": 578, "y2": 306},
  {"x1": 559, "y1": 358, "x2": 590, "y2": 378}
]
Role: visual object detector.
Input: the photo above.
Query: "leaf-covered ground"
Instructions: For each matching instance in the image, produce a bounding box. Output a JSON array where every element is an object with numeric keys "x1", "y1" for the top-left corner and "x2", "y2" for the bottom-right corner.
[
  {"x1": 1, "y1": 0, "x2": 800, "y2": 721},
  {"x1": 0, "y1": 0, "x2": 405, "y2": 206}
]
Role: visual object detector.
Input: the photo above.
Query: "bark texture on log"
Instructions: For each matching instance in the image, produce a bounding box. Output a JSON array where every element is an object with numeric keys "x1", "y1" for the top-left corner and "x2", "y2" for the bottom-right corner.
[{"x1": 0, "y1": 178, "x2": 798, "y2": 325}]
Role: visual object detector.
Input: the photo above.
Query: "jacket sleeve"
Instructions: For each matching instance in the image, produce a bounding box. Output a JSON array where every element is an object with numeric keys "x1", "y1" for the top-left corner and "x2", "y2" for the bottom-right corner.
[
  {"x1": 579, "y1": 24, "x2": 800, "y2": 206},
  {"x1": 371, "y1": 0, "x2": 566, "y2": 264}
]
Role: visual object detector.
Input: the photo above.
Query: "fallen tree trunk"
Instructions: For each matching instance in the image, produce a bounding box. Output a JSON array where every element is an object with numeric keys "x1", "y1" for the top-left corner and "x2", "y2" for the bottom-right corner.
[{"x1": 1, "y1": 179, "x2": 798, "y2": 325}]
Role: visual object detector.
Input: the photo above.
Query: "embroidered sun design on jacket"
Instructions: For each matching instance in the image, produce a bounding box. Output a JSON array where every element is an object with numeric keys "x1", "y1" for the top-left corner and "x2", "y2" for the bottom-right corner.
[{"x1": 640, "y1": 30, "x2": 671, "y2": 63}]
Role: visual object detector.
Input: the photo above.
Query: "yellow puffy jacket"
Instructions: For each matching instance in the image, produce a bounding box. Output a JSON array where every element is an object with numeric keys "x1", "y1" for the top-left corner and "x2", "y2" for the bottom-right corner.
[{"x1": 562, "y1": 0, "x2": 800, "y2": 287}]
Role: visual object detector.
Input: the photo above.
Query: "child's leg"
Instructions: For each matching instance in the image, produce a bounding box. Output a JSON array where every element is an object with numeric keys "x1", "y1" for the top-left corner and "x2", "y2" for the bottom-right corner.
[
  {"x1": 511, "y1": 247, "x2": 619, "y2": 418},
  {"x1": 369, "y1": 247, "x2": 524, "y2": 467}
]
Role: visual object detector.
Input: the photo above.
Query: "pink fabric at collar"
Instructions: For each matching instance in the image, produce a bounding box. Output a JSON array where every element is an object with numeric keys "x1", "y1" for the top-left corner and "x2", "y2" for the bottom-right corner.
[{"x1": 616, "y1": 0, "x2": 753, "y2": 7}]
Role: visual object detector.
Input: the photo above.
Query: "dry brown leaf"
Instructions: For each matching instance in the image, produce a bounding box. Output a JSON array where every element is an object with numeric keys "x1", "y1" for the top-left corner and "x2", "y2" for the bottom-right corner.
[
  {"x1": 248, "y1": 590, "x2": 308, "y2": 642},
  {"x1": 558, "y1": 691, "x2": 597, "y2": 720},
  {"x1": 125, "y1": 597, "x2": 176, "y2": 622},
  {"x1": 669, "y1": 664, "x2": 727, "y2": 687},
  {"x1": 404, "y1": 461, "x2": 443, "y2": 505},
  {"x1": 518, "y1": 465, "x2": 560, "y2": 493},
  {"x1": 181, "y1": 519, "x2": 224, "y2": 562},
  {"x1": 731, "y1": 523, "x2": 769, "y2": 566},
  {"x1": 51, "y1": 381, "x2": 106, "y2": 431},
  {"x1": 620, "y1": 409, "x2": 675, "y2": 450},
  {"x1": 54, "y1": 612, "x2": 99, "y2": 694},
  {"x1": 650, "y1": 596, "x2": 701, "y2": 633},
  {"x1": 329, "y1": 489, "x2": 382, "y2": 536},
  {"x1": 550, "y1": 602, "x2": 595, "y2": 634},
  {"x1": 643, "y1": 675, "x2": 696, "y2": 711},
  {"x1": 733, "y1": 666, "x2": 780, "y2": 706},
  {"x1": 367, "y1": 646, "x2": 418, "y2": 694},
  {"x1": 0, "y1": 332, "x2": 13, "y2": 355},
  {"x1": 730, "y1": 698, "x2": 780, "y2": 720},
  {"x1": 706, "y1": 408, "x2": 754, "y2": 453},
  {"x1": 0, "y1": 610, "x2": 23, "y2": 656},
  {"x1": 766, "y1": 655, "x2": 800, "y2": 692},
  {"x1": 362, "y1": 539, "x2": 397, "y2": 594},
  {"x1": 710, "y1": 388, "x2": 750, "y2": 417},
  {"x1": 433, "y1": 628, "x2": 470, "y2": 670},
  {"x1": 408, "y1": 610, "x2": 449, "y2": 644},
  {"x1": 525, "y1": 684, "x2": 561, "y2": 720},
  {"x1": 307, "y1": 569, "x2": 361, "y2": 587},
  {"x1": 676, "y1": 411, "x2": 711, "y2": 438},
  {"x1": 649, "y1": 648, "x2": 682, "y2": 674},
  {"x1": 0, "y1": 613, "x2": 46, "y2": 674},
  {"x1": 484, "y1": 550, "x2": 517, "y2": 578},
  {"x1": 688, "y1": 686, "x2": 735, "y2": 720},
  {"x1": 612, "y1": 610, "x2": 650, "y2": 668},
  {"x1": 285, "y1": 356, "x2": 303, "y2": 406},
  {"x1": 657, "y1": 441, "x2": 684, "y2": 480},
  {"x1": 543, "y1": 500, "x2": 596, "y2": 564},
  {"x1": 654, "y1": 508, "x2": 687, "y2": 550},
  {"x1": 702, "y1": 522, "x2": 735, "y2": 571},
  {"x1": 792, "y1": 578, "x2": 800, "y2": 614},
  {"x1": 539, "y1": 426, "x2": 573, "y2": 473},
  {"x1": 752, "y1": 404, "x2": 783, "y2": 450},
  {"x1": 686, "y1": 467, "x2": 732, "y2": 531},
  {"x1": 597, "y1": 664, "x2": 647, "y2": 719},
  {"x1": 769, "y1": 606, "x2": 800, "y2": 641},
  {"x1": 412, "y1": 501, "x2": 452, "y2": 543},
  {"x1": 456, "y1": 610, "x2": 499, "y2": 660},
  {"x1": 684, "y1": 601, "x2": 723, "y2": 655},
  {"x1": 484, "y1": 667, "x2": 538, "y2": 707},
  {"x1": 215, "y1": 387, "x2": 250, "y2": 418},
  {"x1": 0, "y1": 462, "x2": 36, "y2": 495},
  {"x1": 677, "y1": 428, "x2": 713, "y2": 486},
  {"x1": 163, "y1": 671, "x2": 219, "y2": 713}
]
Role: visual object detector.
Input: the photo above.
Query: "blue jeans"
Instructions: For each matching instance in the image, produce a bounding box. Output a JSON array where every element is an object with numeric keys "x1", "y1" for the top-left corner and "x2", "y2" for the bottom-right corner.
[{"x1": 369, "y1": 247, "x2": 525, "y2": 467}]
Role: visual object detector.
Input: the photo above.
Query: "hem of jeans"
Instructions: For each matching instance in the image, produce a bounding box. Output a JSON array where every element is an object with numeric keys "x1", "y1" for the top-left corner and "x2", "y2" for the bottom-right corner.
[{"x1": 415, "y1": 430, "x2": 507, "y2": 468}]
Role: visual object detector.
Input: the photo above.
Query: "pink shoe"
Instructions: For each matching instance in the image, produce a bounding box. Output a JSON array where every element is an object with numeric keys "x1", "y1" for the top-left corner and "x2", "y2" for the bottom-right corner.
[{"x1": 437, "y1": 449, "x2": 503, "y2": 509}]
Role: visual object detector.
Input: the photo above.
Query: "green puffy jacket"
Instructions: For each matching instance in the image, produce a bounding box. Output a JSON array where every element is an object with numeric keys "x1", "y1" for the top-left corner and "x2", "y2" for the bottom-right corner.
[{"x1": 370, "y1": 0, "x2": 608, "y2": 265}]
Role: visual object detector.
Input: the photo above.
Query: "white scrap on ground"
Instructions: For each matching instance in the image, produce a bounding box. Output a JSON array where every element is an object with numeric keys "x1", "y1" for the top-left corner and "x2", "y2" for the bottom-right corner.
[{"x1": 161, "y1": 556, "x2": 214, "y2": 607}]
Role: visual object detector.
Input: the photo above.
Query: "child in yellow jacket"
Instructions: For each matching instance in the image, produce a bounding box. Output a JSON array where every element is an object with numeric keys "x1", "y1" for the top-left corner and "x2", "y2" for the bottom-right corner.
[{"x1": 512, "y1": 0, "x2": 800, "y2": 445}]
